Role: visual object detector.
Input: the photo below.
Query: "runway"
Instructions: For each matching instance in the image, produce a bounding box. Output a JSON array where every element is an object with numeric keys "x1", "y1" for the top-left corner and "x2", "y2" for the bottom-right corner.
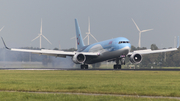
[{"x1": 1, "y1": 68, "x2": 180, "y2": 71}]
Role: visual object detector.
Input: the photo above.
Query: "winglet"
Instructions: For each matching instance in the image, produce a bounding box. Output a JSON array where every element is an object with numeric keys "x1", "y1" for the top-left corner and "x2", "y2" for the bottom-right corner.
[
  {"x1": 177, "y1": 36, "x2": 179, "y2": 48},
  {"x1": 1, "y1": 37, "x2": 11, "y2": 50}
]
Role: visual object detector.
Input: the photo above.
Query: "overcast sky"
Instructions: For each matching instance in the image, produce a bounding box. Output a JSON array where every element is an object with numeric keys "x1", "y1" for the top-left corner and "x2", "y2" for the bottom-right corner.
[{"x1": 0, "y1": 0, "x2": 179, "y2": 49}]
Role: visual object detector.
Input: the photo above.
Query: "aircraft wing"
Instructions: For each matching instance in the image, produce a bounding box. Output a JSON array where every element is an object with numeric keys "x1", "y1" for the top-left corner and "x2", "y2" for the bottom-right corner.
[
  {"x1": 128, "y1": 48, "x2": 178, "y2": 56},
  {"x1": 10, "y1": 48, "x2": 99, "y2": 57},
  {"x1": 128, "y1": 36, "x2": 179, "y2": 56},
  {"x1": 1, "y1": 38, "x2": 100, "y2": 57}
]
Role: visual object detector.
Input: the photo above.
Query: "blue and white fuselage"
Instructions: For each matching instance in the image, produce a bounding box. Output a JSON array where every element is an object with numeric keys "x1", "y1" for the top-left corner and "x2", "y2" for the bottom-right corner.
[{"x1": 77, "y1": 37, "x2": 131, "y2": 64}]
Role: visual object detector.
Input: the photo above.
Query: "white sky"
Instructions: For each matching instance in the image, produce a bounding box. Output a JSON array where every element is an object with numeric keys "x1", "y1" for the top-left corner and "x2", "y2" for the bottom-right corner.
[{"x1": 0, "y1": 0, "x2": 179, "y2": 49}]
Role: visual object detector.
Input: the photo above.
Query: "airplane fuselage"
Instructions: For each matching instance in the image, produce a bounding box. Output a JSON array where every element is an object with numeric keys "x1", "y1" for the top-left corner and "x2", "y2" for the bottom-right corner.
[{"x1": 78, "y1": 37, "x2": 131, "y2": 64}]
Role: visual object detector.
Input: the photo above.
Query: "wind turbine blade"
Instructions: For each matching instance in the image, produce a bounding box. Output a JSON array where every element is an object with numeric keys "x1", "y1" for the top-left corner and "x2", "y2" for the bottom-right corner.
[
  {"x1": 132, "y1": 18, "x2": 140, "y2": 32},
  {"x1": 31, "y1": 35, "x2": 40, "y2": 41},
  {"x1": 40, "y1": 19, "x2": 42, "y2": 35},
  {"x1": 90, "y1": 34, "x2": 98, "y2": 42},
  {"x1": 42, "y1": 35, "x2": 52, "y2": 44},
  {"x1": 83, "y1": 35, "x2": 88, "y2": 40},
  {"x1": 71, "y1": 36, "x2": 75, "y2": 39},
  {"x1": 88, "y1": 17, "x2": 90, "y2": 33},
  {"x1": 0, "y1": 26, "x2": 4, "y2": 31},
  {"x1": 141, "y1": 29, "x2": 153, "y2": 33}
]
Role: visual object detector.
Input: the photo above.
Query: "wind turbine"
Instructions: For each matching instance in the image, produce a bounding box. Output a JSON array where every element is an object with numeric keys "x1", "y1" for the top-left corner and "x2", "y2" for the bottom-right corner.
[
  {"x1": 83, "y1": 17, "x2": 98, "y2": 45},
  {"x1": 132, "y1": 18, "x2": 153, "y2": 48},
  {"x1": 31, "y1": 19, "x2": 52, "y2": 49}
]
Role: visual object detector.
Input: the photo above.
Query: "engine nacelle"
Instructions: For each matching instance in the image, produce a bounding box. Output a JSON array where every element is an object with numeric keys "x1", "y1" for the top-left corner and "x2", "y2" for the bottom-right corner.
[
  {"x1": 72, "y1": 53, "x2": 86, "y2": 64},
  {"x1": 129, "y1": 53, "x2": 142, "y2": 64}
]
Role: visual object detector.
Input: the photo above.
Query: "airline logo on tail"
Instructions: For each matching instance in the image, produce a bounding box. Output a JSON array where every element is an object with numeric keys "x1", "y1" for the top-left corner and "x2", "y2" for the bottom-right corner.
[
  {"x1": 75, "y1": 19, "x2": 85, "y2": 50},
  {"x1": 77, "y1": 34, "x2": 80, "y2": 45}
]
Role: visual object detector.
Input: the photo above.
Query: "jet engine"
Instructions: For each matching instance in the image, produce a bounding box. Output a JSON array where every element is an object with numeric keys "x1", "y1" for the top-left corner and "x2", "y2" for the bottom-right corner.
[
  {"x1": 129, "y1": 53, "x2": 142, "y2": 64},
  {"x1": 72, "y1": 53, "x2": 86, "y2": 64}
]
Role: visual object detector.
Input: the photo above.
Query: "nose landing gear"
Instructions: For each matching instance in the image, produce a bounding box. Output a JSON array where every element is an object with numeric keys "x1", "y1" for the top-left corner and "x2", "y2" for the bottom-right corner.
[{"x1": 113, "y1": 57, "x2": 125, "y2": 69}]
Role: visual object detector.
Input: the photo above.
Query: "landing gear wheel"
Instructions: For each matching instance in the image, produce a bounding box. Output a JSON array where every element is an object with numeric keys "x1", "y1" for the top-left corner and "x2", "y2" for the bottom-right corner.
[
  {"x1": 81, "y1": 66, "x2": 84, "y2": 69},
  {"x1": 81, "y1": 65, "x2": 88, "y2": 69},
  {"x1": 114, "y1": 57, "x2": 122, "y2": 69},
  {"x1": 114, "y1": 65, "x2": 121, "y2": 69},
  {"x1": 85, "y1": 65, "x2": 88, "y2": 69},
  {"x1": 118, "y1": 65, "x2": 121, "y2": 69},
  {"x1": 114, "y1": 65, "x2": 117, "y2": 69}
]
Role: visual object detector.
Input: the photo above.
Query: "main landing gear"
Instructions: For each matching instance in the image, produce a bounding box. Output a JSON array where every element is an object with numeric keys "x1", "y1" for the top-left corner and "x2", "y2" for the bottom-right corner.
[
  {"x1": 114, "y1": 57, "x2": 125, "y2": 69},
  {"x1": 81, "y1": 64, "x2": 88, "y2": 69}
]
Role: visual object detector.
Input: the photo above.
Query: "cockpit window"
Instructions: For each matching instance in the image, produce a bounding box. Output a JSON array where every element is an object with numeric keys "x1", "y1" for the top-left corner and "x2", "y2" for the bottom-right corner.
[{"x1": 119, "y1": 41, "x2": 129, "y2": 44}]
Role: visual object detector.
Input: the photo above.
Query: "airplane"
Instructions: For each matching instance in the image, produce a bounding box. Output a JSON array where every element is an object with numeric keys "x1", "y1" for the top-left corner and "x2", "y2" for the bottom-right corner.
[{"x1": 1, "y1": 19, "x2": 179, "y2": 69}]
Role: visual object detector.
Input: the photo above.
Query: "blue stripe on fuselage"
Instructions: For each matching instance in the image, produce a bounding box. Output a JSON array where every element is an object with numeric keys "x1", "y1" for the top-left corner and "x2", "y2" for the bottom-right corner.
[{"x1": 78, "y1": 37, "x2": 131, "y2": 52}]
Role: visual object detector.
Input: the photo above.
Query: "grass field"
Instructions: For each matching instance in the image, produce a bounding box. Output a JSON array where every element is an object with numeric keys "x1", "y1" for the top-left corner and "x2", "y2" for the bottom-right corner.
[
  {"x1": 0, "y1": 92, "x2": 179, "y2": 101},
  {"x1": 0, "y1": 70, "x2": 180, "y2": 101}
]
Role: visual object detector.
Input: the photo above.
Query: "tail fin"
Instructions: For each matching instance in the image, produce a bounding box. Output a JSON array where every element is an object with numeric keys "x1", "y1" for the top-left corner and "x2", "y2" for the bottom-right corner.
[{"x1": 75, "y1": 19, "x2": 85, "y2": 50}]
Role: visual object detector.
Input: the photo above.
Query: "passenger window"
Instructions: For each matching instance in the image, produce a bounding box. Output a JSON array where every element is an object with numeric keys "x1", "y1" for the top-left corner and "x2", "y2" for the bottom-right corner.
[{"x1": 119, "y1": 41, "x2": 129, "y2": 44}]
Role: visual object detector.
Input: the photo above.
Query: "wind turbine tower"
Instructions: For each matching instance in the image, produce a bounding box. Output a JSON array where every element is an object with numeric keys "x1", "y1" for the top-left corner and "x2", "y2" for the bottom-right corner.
[
  {"x1": 132, "y1": 19, "x2": 153, "y2": 48},
  {"x1": 84, "y1": 17, "x2": 98, "y2": 45},
  {"x1": 31, "y1": 19, "x2": 52, "y2": 49}
]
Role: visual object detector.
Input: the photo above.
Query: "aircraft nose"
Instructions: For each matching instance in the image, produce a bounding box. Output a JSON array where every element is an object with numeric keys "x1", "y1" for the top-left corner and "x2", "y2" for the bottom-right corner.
[
  {"x1": 126, "y1": 43, "x2": 131, "y2": 52},
  {"x1": 126, "y1": 45, "x2": 131, "y2": 53},
  {"x1": 120, "y1": 44, "x2": 131, "y2": 54}
]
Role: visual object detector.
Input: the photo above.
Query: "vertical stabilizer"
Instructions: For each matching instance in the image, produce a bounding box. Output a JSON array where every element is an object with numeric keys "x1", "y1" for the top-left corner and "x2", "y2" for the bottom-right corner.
[{"x1": 75, "y1": 19, "x2": 85, "y2": 50}]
